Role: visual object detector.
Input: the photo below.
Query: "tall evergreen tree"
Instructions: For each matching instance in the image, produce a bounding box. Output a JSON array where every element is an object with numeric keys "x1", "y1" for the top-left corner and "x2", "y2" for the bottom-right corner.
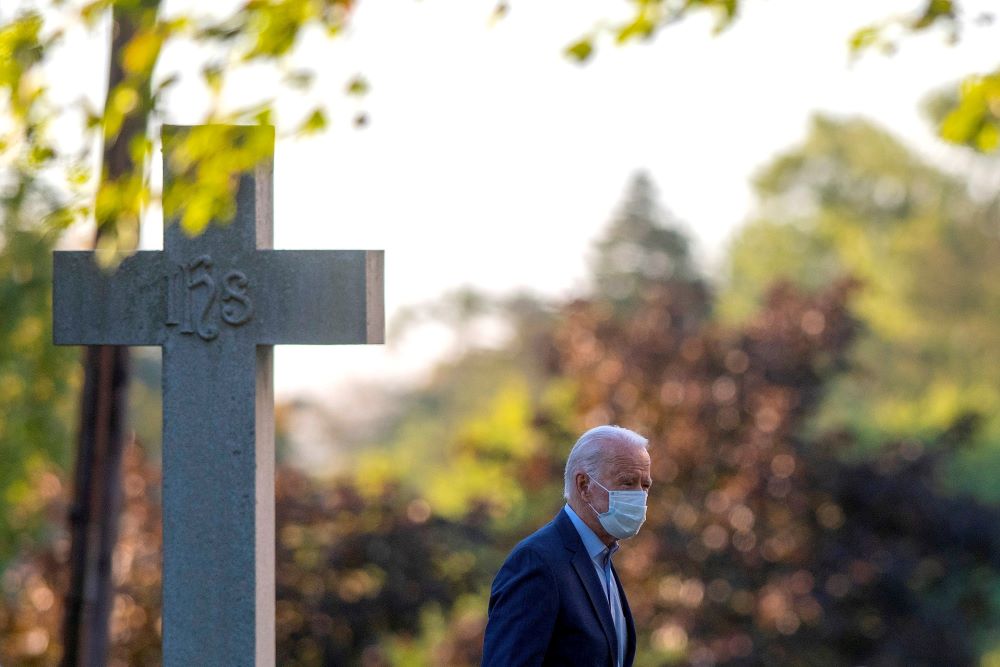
[{"x1": 589, "y1": 171, "x2": 708, "y2": 318}]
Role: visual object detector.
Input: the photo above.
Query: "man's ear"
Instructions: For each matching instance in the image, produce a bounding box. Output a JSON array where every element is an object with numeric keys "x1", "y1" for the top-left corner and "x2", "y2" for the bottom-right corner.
[{"x1": 576, "y1": 472, "x2": 590, "y2": 500}]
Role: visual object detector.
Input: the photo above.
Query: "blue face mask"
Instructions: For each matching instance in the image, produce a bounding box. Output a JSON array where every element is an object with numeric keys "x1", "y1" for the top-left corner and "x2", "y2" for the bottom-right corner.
[{"x1": 587, "y1": 475, "x2": 647, "y2": 540}]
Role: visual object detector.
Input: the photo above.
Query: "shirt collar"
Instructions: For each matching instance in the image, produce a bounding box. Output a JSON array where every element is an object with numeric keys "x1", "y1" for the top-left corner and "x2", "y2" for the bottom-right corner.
[{"x1": 564, "y1": 504, "x2": 618, "y2": 562}]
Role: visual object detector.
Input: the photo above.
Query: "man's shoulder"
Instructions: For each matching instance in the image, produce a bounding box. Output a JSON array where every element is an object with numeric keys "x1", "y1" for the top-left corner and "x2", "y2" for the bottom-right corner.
[{"x1": 507, "y1": 510, "x2": 573, "y2": 563}]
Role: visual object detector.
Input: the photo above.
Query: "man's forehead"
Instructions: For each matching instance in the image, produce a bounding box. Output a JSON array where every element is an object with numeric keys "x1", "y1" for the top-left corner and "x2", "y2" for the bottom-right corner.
[{"x1": 602, "y1": 442, "x2": 650, "y2": 471}]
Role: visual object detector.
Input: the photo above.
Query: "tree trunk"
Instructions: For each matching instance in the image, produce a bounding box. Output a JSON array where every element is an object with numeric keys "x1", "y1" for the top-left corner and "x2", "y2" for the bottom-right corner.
[
  {"x1": 62, "y1": 346, "x2": 130, "y2": 666},
  {"x1": 61, "y1": 2, "x2": 161, "y2": 664}
]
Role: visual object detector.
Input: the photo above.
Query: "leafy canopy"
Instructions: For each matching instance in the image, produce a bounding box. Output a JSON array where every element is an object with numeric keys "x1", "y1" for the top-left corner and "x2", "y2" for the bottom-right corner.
[
  {"x1": 564, "y1": 0, "x2": 999, "y2": 154},
  {"x1": 0, "y1": 0, "x2": 362, "y2": 264},
  {"x1": 721, "y1": 115, "x2": 1000, "y2": 496}
]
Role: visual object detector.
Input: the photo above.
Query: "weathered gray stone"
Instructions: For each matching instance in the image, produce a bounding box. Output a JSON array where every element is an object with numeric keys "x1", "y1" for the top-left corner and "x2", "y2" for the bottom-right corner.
[{"x1": 52, "y1": 125, "x2": 384, "y2": 667}]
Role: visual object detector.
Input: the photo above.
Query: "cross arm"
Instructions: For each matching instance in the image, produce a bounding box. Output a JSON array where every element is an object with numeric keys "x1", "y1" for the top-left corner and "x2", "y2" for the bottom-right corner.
[
  {"x1": 53, "y1": 251, "x2": 167, "y2": 346},
  {"x1": 254, "y1": 250, "x2": 384, "y2": 345}
]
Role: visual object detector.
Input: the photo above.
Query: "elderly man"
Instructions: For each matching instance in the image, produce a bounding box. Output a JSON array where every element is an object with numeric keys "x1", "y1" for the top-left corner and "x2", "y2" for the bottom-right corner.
[{"x1": 482, "y1": 425, "x2": 652, "y2": 666}]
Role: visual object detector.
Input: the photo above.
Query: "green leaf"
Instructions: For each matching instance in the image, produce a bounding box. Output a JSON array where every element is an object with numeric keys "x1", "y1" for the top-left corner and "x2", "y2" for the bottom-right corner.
[
  {"x1": 976, "y1": 124, "x2": 999, "y2": 152},
  {"x1": 154, "y1": 72, "x2": 179, "y2": 95},
  {"x1": 122, "y1": 29, "x2": 162, "y2": 75},
  {"x1": 84, "y1": 108, "x2": 102, "y2": 130},
  {"x1": 201, "y1": 62, "x2": 223, "y2": 94},
  {"x1": 564, "y1": 38, "x2": 594, "y2": 63},
  {"x1": 80, "y1": 0, "x2": 111, "y2": 26},
  {"x1": 616, "y1": 14, "x2": 655, "y2": 44},
  {"x1": 252, "y1": 106, "x2": 274, "y2": 126},
  {"x1": 28, "y1": 143, "x2": 54, "y2": 166},
  {"x1": 43, "y1": 206, "x2": 76, "y2": 230},
  {"x1": 848, "y1": 25, "x2": 881, "y2": 54},
  {"x1": 67, "y1": 164, "x2": 91, "y2": 186},
  {"x1": 297, "y1": 108, "x2": 327, "y2": 135},
  {"x1": 912, "y1": 0, "x2": 954, "y2": 30},
  {"x1": 706, "y1": 0, "x2": 739, "y2": 32},
  {"x1": 284, "y1": 69, "x2": 314, "y2": 90},
  {"x1": 346, "y1": 75, "x2": 368, "y2": 96},
  {"x1": 938, "y1": 72, "x2": 1000, "y2": 152}
]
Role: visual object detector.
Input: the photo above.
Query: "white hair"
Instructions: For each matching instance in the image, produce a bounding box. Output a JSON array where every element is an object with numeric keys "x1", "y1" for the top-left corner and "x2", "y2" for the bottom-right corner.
[{"x1": 563, "y1": 425, "x2": 649, "y2": 500}]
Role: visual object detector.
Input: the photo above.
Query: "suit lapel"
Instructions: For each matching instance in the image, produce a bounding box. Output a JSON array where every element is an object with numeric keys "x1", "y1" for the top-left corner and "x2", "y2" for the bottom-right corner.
[
  {"x1": 571, "y1": 549, "x2": 618, "y2": 655},
  {"x1": 555, "y1": 511, "x2": 618, "y2": 658}
]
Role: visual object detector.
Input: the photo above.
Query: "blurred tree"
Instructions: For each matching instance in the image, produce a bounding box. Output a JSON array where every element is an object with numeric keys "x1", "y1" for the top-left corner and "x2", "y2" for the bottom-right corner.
[
  {"x1": 1, "y1": 1, "x2": 363, "y2": 663},
  {"x1": 60, "y1": 4, "x2": 159, "y2": 663},
  {"x1": 719, "y1": 115, "x2": 1000, "y2": 495},
  {"x1": 273, "y1": 467, "x2": 493, "y2": 665},
  {"x1": 0, "y1": 439, "x2": 495, "y2": 666},
  {"x1": 357, "y1": 291, "x2": 571, "y2": 535},
  {"x1": 551, "y1": 276, "x2": 1000, "y2": 664},
  {"x1": 0, "y1": 442, "x2": 159, "y2": 666},
  {"x1": 5, "y1": 168, "x2": 1000, "y2": 665},
  {"x1": 0, "y1": 0, "x2": 362, "y2": 258},
  {"x1": 0, "y1": 177, "x2": 78, "y2": 566},
  {"x1": 589, "y1": 172, "x2": 707, "y2": 318},
  {"x1": 346, "y1": 169, "x2": 1000, "y2": 662}
]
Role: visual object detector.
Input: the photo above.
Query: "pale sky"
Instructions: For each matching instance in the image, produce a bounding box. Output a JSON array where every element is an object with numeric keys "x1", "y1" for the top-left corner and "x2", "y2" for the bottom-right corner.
[{"x1": 40, "y1": 0, "x2": 1000, "y2": 398}]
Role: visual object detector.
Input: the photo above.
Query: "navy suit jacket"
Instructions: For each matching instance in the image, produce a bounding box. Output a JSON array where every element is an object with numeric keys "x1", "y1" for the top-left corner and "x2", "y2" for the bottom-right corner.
[{"x1": 482, "y1": 509, "x2": 637, "y2": 666}]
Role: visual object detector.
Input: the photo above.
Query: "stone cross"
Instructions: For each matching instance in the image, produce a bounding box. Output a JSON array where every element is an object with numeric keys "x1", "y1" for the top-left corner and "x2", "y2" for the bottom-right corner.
[{"x1": 53, "y1": 125, "x2": 384, "y2": 666}]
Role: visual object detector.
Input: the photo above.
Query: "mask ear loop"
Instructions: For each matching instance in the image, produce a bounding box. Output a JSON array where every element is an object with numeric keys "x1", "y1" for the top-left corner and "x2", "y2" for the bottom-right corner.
[
  {"x1": 586, "y1": 475, "x2": 611, "y2": 518},
  {"x1": 588, "y1": 475, "x2": 611, "y2": 493}
]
